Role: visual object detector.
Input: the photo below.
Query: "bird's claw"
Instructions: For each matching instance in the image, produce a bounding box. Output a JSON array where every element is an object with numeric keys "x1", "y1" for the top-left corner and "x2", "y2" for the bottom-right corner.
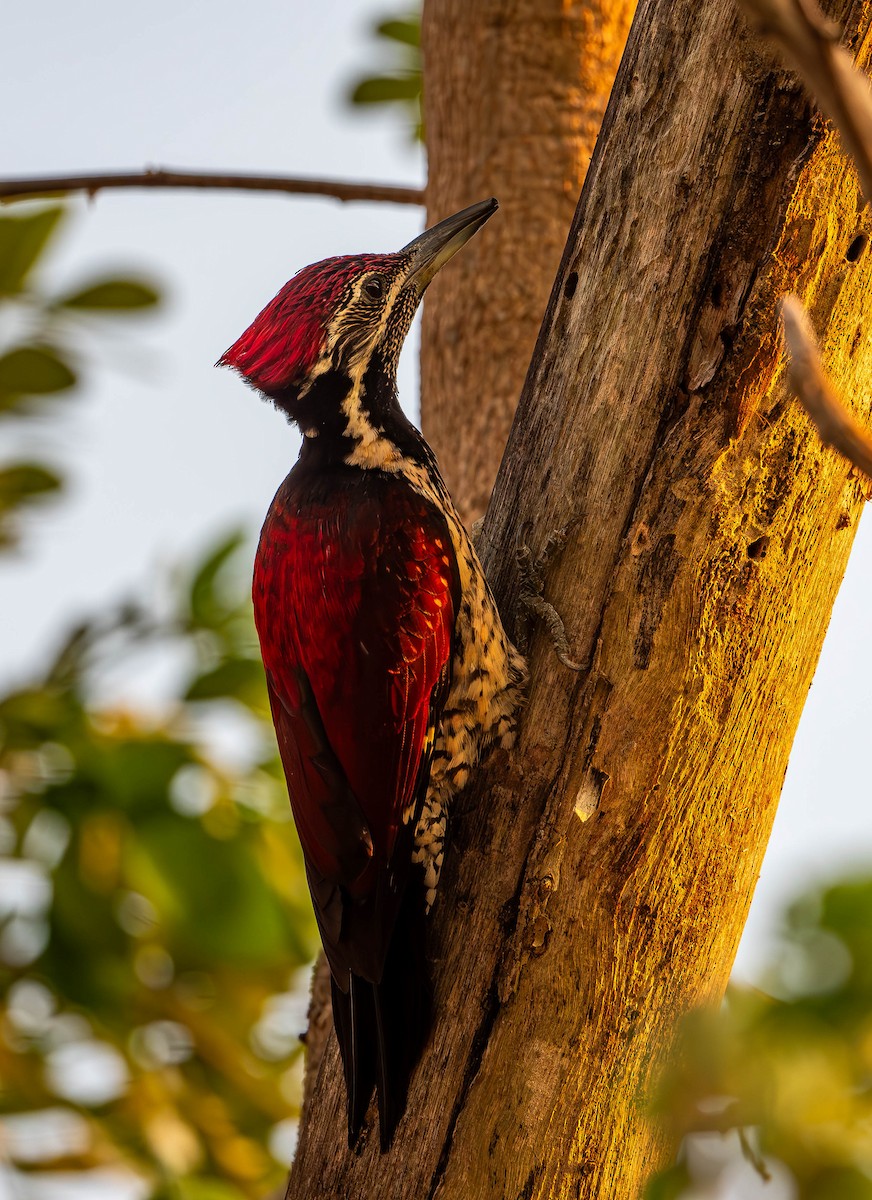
[{"x1": 516, "y1": 528, "x2": 586, "y2": 673}]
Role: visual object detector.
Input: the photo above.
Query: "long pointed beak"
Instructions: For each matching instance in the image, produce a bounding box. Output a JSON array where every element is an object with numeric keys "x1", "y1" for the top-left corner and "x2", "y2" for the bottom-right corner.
[{"x1": 403, "y1": 198, "x2": 498, "y2": 294}]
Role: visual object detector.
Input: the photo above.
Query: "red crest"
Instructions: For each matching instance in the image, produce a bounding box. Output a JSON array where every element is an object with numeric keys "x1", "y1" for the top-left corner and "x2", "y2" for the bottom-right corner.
[{"x1": 218, "y1": 253, "x2": 396, "y2": 395}]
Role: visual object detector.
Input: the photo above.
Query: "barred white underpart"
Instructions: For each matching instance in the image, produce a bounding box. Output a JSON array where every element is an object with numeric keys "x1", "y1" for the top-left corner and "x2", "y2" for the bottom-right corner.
[{"x1": 399, "y1": 459, "x2": 527, "y2": 911}]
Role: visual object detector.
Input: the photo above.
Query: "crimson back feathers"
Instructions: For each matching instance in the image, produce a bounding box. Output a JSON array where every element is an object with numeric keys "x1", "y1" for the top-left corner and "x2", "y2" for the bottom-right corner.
[{"x1": 220, "y1": 199, "x2": 526, "y2": 1151}]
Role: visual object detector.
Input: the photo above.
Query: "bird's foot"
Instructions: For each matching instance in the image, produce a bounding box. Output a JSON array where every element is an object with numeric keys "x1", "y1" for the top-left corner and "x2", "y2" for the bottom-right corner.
[{"x1": 516, "y1": 528, "x2": 586, "y2": 673}]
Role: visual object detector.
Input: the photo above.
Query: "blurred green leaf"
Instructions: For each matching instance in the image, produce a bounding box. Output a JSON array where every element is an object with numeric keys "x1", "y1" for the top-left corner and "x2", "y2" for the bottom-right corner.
[
  {"x1": 133, "y1": 816, "x2": 293, "y2": 968},
  {"x1": 649, "y1": 868, "x2": 872, "y2": 1198},
  {"x1": 0, "y1": 206, "x2": 63, "y2": 295},
  {"x1": 0, "y1": 203, "x2": 164, "y2": 562},
  {"x1": 87, "y1": 737, "x2": 195, "y2": 815},
  {"x1": 185, "y1": 658, "x2": 264, "y2": 705},
  {"x1": 0, "y1": 203, "x2": 302, "y2": 1197},
  {"x1": 188, "y1": 530, "x2": 247, "y2": 631},
  {"x1": 376, "y1": 16, "x2": 420, "y2": 45},
  {"x1": 346, "y1": 10, "x2": 422, "y2": 142},
  {"x1": 643, "y1": 1163, "x2": 692, "y2": 1200},
  {"x1": 0, "y1": 463, "x2": 62, "y2": 508},
  {"x1": 805, "y1": 1167, "x2": 872, "y2": 1199},
  {"x1": 47, "y1": 844, "x2": 134, "y2": 1009},
  {"x1": 0, "y1": 345, "x2": 76, "y2": 402},
  {"x1": 350, "y1": 73, "x2": 420, "y2": 104},
  {"x1": 172, "y1": 1180, "x2": 248, "y2": 1200},
  {"x1": 0, "y1": 685, "x2": 77, "y2": 746},
  {"x1": 58, "y1": 277, "x2": 160, "y2": 310}
]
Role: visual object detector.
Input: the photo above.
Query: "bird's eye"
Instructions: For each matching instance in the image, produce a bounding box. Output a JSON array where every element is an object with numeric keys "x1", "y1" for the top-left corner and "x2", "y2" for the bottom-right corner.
[{"x1": 363, "y1": 276, "x2": 385, "y2": 300}]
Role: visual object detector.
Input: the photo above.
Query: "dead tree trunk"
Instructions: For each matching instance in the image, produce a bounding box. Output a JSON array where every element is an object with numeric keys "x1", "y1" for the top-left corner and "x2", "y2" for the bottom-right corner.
[
  {"x1": 420, "y1": 0, "x2": 636, "y2": 524},
  {"x1": 286, "y1": 0, "x2": 872, "y2": 1196}
]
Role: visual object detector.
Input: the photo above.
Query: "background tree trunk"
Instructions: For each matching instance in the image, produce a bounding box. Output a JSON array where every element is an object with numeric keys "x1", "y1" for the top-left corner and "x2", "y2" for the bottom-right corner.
[
  {"x1": 419, "y1": 0, "x2": 636, "y2": 525},
  {"x1": 286, "y1": 0, "x2": 872, "y2": 1196}
]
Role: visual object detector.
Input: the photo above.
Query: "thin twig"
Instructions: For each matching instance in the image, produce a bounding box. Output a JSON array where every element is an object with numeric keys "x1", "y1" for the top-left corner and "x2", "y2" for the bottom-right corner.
[
  {"x1": 0, "y1": 167, "x2": 424, "y2": 207},
  {"x1": 738, "y1": 1126, "x2": 772, "y2": 1183},
  {"x1": 739, "y1": 0, "x2": 872, "y2": 202},
  {"x1": 781, "y1": 293, "x2": 872, "y2": 478}
]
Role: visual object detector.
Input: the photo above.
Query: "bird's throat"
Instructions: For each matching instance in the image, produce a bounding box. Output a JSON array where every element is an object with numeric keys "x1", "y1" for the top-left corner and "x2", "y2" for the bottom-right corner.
[{"x1": 297, "y1": 351, "x2": 425, "y2": 474}]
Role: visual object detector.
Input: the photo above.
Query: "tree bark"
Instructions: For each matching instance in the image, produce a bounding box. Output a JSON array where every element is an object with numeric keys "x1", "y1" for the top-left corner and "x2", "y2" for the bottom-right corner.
[
  {"x1": 420, "y1": 0, "x2": 637, "y2": 525},
  {"x1": 286, "y1": 0, "x2": 872, "y2": 1197}
]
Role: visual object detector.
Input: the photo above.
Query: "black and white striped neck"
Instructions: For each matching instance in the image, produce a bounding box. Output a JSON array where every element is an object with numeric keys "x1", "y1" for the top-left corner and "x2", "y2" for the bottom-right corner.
[{"x1": 293, "y1": 350, "x2": 433, "y2": 477}]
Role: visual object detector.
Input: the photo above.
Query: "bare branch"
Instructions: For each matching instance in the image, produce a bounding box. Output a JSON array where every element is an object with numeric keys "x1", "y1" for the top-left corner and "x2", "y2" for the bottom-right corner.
[
  {"x1": 781, "y1": 293, "x2": 872, "y2": 478},
  {"x1": 742, "y1": 7, "x2": 872, "y2": 476},
  {"x1": 738, "y1": 0, "x2": 872, "y2": 203},
  {"x1": 0, "y1": 168, "x2": 424, "y2": 207}
]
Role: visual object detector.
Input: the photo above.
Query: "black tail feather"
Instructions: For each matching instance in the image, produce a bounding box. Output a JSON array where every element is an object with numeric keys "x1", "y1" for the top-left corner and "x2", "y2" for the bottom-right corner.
[
  {"x1": 331, "y1": 972, "x2": 377, "y2": 1146},
  {"x1": 330, "y1": 881, "x2": 431, "y2": 1151}
]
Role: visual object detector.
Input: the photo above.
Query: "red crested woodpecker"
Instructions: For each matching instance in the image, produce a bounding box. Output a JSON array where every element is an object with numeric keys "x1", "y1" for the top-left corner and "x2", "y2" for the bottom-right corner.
[{"x1": 219, "y1": 199, "x2": 526, "y2": 1150}]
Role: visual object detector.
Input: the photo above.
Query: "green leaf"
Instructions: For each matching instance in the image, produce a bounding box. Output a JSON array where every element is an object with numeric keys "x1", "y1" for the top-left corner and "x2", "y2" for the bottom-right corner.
[
  {"x1": 375, "y1": 17, "x2": 420, "y2": 47},
  {"x1": 345, "y1": 10, "x2": 422, "y2": 142},
  {"x1": 78, "y1": 736, "x2": 195, "y2": 816},
  {"x1": 805, "y1": 1167, "x2": 872, "y2": 1200},
  {"x1": 184, "y1": 658, "x2": 265, "y2": 704},
  {"x1": 0, "y1": 207, "x2": 64, "y2": 295},
  {"x1": 644, "y1": 1162, "x2": 692, "y2": 1200},
  {"x1": 0, "y1": 685, "x2": 76, "y2": 739},
  {"x1": 188, "y1": 530, "x2": 246, "y2": 630},
  {"x1": 132, "y1": 816, "x2": 294, "y2": 968},
  {"x1": 0, "y1": 345, "x2": 76, "y2": 400},
  {"x1": 171, "y1": 1178, "x2": 248, "y2": 1200},
  {"x1": 58, "y1": 278, "x2": 160, "y2": 310},
  {"x1": 350, "y1": 73, "x2": 421, "y2": 105},
  {"x1": 0, "y1": 463, "x2": 63, "y2": 508}
]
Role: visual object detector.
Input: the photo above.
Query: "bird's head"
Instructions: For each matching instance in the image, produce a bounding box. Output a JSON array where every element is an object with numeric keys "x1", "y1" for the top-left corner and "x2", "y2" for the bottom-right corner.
[{"x1": 219, "y1": 198, "x2": 497, "y2": 454}]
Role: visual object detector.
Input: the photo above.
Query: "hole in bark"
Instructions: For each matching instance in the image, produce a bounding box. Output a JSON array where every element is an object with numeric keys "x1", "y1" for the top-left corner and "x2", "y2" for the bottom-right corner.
[
  {"x1": 564, "y1": 271, "x2": 578, "y2": 299},
  {"x1": 711, "y1": 281, "x2": 724, "y2": 307},
  {"x1": 630, "y1": 521, "x2": 651, "y2": 556},
  {"x1": 747, "y1": 535, "x2": 769, "y2": 560},
  {"x1": 846, "y1": 233, "x2": 867, "y2": 262}
]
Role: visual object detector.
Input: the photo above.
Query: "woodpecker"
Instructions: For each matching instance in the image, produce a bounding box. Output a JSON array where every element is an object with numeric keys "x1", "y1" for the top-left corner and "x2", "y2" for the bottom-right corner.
[{"x1": 219, "y1": 199, "x2": 526, "y2": 1151}]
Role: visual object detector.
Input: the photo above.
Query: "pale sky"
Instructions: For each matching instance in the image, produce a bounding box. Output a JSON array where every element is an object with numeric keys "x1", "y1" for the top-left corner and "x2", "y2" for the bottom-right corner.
[{"x1": 1, "y1": 0, "x2": 870, "y2": 1004}]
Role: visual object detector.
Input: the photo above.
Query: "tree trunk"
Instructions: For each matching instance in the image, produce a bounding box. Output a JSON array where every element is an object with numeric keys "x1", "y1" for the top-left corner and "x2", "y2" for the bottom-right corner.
[
  {"x1": 419, "y1": 0, "x2": 636, "y2": 525},
  {"x1": 286, "y1": 0, "x2": 872, "y2": 1196}
]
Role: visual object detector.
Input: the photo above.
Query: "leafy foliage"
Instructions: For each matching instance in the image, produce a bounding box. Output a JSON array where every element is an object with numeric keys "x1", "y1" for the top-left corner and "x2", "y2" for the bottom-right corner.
[
  {"x1": 647, "y1": 875, "x2": 872, "y2": 1198},
  {"x1": 0, "y1": 532, "x2": 318, "y2": 1197},
  {"x1": 0, "y1": 207, "x2": 64, "y2": 295},
  {"x1": 0, "y1": 205, "x2": 160, "y2": 545},
  {"x1": 346, "y1": 12, "x2": 423, "y2": 142},
  {"x1": 58, "y1": 278, "x2": 162, "y2": 310},
  {"x1": 0, "y1": 209, "x2": 315, "y2": 1197}
]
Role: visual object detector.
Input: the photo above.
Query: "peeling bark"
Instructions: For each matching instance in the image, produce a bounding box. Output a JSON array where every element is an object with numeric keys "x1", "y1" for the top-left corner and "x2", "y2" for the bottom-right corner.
[{"x1": 286, "y1": 0, "x2": 872, "y2": 1196}]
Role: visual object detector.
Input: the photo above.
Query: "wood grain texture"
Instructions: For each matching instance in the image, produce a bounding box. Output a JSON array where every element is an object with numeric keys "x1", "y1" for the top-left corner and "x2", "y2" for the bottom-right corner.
[
  {"x1": 419, "y1": 0, "x2": 636, "y2": 525},
  {"x1": 285, "y1": 0, "x2": 872, "y2": 1196}
]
